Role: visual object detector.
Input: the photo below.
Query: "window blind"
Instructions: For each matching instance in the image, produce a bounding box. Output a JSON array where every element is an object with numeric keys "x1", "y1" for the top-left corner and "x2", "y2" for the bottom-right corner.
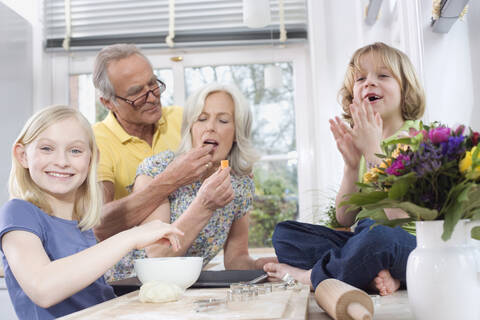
[{"x1": 45, "y1": 0, "x2": 307, "y2": 50}]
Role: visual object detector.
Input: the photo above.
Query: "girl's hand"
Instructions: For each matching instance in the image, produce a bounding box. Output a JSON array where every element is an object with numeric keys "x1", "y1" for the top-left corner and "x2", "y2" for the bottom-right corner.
[
  {"x1": 196, "y1": 167, "x2": 235, "y2": 211},
  {"x1": 329, "y1": 116, "x2": 362, "y2": 170},
  {"x1": 348, "y1": 101, "x2": 383, "y2": 163},
  {"x1": 131, "y1": 220, "x2": 184, "y2": 251}
]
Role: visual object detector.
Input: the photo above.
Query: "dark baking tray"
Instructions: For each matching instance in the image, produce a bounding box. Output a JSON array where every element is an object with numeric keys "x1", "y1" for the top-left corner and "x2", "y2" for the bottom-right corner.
[
  {"x1": 109, "y1": 269, "x2": 267, "y2": 296},
  {"x1": 191, "y1": 269, "x2": 267, "y2": 288}
]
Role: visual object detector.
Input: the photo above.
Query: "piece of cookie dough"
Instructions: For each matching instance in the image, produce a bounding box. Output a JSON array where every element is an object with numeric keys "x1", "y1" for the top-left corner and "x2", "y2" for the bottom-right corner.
[{"x1": 138, "y1": 281, "x2": 184, "y2": 303}]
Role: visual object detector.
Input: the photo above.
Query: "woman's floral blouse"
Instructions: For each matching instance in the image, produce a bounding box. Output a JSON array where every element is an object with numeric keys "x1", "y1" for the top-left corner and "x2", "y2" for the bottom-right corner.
[{"x1": 105, "y1": 150, "x2": 254, "y2": 282}]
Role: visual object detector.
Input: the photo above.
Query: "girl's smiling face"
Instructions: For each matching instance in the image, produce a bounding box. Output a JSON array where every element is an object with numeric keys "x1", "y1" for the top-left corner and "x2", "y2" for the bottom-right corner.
[
  {"x1": 17, "y1": 117, "x2": 91, "y2": 203},
  {"x1": 191, "y1": 91, "x2": 235, "y2": 165},
  {"x1": 352, "y1": 52, "x2": 402, "y2": 123}
]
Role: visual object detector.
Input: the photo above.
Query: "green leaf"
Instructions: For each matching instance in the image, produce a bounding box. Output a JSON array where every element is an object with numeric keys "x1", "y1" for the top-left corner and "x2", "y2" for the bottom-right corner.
[
  {"x1": 388, "y1": 173, "x2": 417, "y2": 200},
  {"x1": 370, "y1": 218, "x2": 415, "y2": 229},
  {"x1": 388, "y1": 179, "x2": 409, "y2": 200},
  {"x1": 355, "y1": 182, "x2": 377, "y2": 189},
  {"x1": 471, "y1": 226, "x2": 480, "y2": 240},
  {"x1": 340, "y1": 191, "x2": 388, "y2": 207},
  {"x1": 384, "y1": 137, "x2": 414, "y2": 146},
  {"x1": 472, "y1": 211, "x2": 480, "y2": 220},
  {"x1": 356, "y1": 208, "x2": 387, "y2": 221},
  {"x1": 473, "y1": 144, "x2": 480, "y2": 166},
  {"x1": 442, "y1": 184, "x2": 473, "y2": 241},
  {"x1": 362, "y1": 199, "x2": 438, "y2": 220}
]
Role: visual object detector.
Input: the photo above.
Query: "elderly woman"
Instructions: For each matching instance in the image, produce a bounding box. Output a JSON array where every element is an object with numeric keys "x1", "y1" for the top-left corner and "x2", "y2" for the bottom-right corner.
[{"x1": 132, "y1": 83, "x2": 277, "y2": 271}]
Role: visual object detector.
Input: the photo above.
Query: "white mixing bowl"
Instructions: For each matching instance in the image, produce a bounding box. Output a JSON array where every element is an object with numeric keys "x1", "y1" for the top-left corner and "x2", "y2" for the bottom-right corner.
[{"x1": 134, "y1": 257, "x2": 203, "y2": 289}]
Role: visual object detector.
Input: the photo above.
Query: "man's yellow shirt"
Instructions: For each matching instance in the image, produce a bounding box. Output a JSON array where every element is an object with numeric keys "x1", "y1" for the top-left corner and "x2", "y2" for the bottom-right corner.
[{"x1": 93, "y1": 106, "x2": 183, "y2": 200}]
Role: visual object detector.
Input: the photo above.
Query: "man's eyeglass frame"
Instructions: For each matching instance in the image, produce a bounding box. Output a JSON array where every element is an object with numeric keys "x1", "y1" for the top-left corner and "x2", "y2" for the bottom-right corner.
[{"x1": 115, "y1": 78, "x2": 166, "y2": 109}]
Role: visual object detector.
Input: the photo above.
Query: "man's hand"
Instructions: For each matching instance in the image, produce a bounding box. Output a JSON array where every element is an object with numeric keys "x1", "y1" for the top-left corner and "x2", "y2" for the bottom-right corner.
[{"x1": 157, "y1": 145, "x2": 214, "y2": 188}]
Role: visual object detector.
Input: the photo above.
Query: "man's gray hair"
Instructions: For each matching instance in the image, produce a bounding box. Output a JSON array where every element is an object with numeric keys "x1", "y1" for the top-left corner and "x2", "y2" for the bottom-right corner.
[{"x1": 93, "y1": 44, "x2": 152, "y2": 102}]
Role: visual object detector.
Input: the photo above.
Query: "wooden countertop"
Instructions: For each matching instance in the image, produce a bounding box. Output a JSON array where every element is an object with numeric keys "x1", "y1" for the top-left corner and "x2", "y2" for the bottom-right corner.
[
  {"x1": 56, "y1": 285, "x2": 413, "y2": 319},
  {"x1": 60, "y1": 285, "x2": 311, "y2": 320}
]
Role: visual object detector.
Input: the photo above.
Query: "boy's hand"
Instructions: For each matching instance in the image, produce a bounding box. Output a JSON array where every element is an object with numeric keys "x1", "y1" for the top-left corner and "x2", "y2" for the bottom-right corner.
[
  {"x1": 348, "y1": 101, "x2": 383, "y2": 164},
  {"x1": 329, "y1": 116, "x2": 362, "y2": 170}
]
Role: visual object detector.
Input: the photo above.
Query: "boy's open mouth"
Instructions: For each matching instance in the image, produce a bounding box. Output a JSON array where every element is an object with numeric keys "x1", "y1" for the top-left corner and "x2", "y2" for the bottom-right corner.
[{"x1": 367, "y1": 95, "x2": 381, "y2": 102}]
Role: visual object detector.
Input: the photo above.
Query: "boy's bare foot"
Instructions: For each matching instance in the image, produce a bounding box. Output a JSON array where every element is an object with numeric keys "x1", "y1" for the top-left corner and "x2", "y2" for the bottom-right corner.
[
  {"x1": 263, "y1": 262, "x2": 313, "y2": 290},
  {"x1": 372, "y1": 269, "x2": 400, "y2": 296}
]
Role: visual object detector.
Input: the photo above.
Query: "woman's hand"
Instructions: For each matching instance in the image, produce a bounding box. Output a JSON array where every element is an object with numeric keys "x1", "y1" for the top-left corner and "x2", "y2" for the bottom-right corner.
[
  {"x1": 196, "y1": 167, "x2": 235, "y2": 211},
  {"x1": 130, "y1": 220, "x2": 184, "y2": 251},
  {"x1": 329, "y1": 116, "x2": 362, "y2": 170}
]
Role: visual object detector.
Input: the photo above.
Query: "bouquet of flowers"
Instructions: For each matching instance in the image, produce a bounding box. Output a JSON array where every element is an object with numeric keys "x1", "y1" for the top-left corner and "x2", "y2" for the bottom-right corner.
[{"x1": 341, "y1": 122, "x2": 480, "y2": 240}]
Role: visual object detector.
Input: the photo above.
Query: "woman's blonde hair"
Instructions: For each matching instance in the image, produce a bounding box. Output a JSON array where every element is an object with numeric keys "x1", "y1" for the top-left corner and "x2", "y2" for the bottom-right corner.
[
  {"x1": 338, "y1": 42, "x2": 425, "y2": 126},
  {"x1": 176, "y1": 83, "x2": 259, "y2": 175},
  {"x1": 8, "y1": 105, "x2": 102, "y2": 231}
]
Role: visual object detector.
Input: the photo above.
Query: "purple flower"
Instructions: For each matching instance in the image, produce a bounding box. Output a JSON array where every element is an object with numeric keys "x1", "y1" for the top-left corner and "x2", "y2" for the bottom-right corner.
[
  {"x1": 440, "y1": 136, "x2": 466, "y2": 160},
  {"x1": 386, "y1": 154, "x2": 411, "y2": 176},
  {"x1": 410, "y1": 143, "x2": 443, "y2": 177},
  {"x1": 428, "y1": 127, "x2": 451, "y2": 144}
]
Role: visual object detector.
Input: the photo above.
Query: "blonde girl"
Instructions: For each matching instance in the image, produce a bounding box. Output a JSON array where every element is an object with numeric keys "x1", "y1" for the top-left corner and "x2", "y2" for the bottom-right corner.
[{"x1": 0, "y1": 106, "x2": 182, "y2": 319}]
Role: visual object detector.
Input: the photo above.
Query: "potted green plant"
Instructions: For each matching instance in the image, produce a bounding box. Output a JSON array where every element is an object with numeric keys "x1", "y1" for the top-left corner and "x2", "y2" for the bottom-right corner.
[{"x1": 325, "y1": 203, "x2": 350, "y2": 231}]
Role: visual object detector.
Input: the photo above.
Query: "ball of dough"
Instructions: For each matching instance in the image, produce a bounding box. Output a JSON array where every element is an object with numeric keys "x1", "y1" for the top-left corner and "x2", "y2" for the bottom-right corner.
[{"x1": 139, "y1": 281, "x2": 184, "y2": 303}]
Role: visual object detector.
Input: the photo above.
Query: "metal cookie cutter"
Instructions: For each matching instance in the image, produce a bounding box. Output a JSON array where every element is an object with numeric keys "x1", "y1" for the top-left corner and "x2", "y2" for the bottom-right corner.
[
  {"x1": 282, "y1": 273, "x2": 297, "y2": 287},
  {"x1": 194, "y1": 273, "x2": 270, "y2": 312},
  {"x1": 193, "y1": 298, "x2": 226, "y2": 312},
  {"x1": 281, "y1": 273, "x2": 298, "y2": 290}
]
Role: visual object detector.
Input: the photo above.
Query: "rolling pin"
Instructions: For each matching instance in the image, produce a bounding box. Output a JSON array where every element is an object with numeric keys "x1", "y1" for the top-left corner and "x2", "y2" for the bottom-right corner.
[{"x1": 314, "y1": 279, "x2": 374, "y2": 320}]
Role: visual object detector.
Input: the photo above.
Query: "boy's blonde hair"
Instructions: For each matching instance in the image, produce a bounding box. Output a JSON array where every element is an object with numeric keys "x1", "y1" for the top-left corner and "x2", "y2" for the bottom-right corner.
[
  {"x1": 338, "y1": 42, "x2": 425, "y2": 126},
  {"x1": 9, "y1": 105, "x2": 102, "y2": 231}
]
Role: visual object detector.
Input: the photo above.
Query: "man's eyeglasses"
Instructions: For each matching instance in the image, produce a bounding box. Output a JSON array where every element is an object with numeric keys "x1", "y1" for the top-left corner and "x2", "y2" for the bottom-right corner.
[{"x1": 115, "y1": 79, "x2": 166, "y2": 109}]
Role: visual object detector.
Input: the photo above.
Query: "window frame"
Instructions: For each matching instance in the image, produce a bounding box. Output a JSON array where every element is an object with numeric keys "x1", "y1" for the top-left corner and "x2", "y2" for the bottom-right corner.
[{"x1": 65, "y1": 43, "x2": 316, "y2": 220}]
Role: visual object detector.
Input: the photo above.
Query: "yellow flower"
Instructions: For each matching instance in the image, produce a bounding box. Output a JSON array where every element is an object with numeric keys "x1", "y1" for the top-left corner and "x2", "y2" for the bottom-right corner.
[
  {"x1": 379, "y1": 158, "x2": 392, "y2": 169},
  {"x1": 363, "y1": 167, "x2": 383, "y2": 183},
  {"x1": 363, "y1": 171, "x2": 377, "y2": 183},
  {"x1": 459, "y1": 146, "x2": 480, "y2": 179},
  {"x1": 392, "y1": 144, "x2": 410, "y2": 158}
]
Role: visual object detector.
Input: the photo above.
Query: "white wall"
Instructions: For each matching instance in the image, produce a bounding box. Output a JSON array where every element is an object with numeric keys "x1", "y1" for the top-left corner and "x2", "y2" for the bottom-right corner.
[
  {"x1": 305, "y1": 0, "x2": 409, "y2": 212},
  {"x1": 1, "y1": 0, "x2": 54, "y2": 112},
  {"x1": 0, "y1": 3, "x2": 35, "y2": 318},
  {"x1": 467, "y1": 2, "x2": 480, "y2": 127},
  {"x1": 0, "y1": 2, "x2": 34, "y2": 204},
  {"x1": 421, "y1": 0, "x2": 480, "y2": 129},
  {"x1": 306, "y1": 0, "x2": 480, "y2": 216}
]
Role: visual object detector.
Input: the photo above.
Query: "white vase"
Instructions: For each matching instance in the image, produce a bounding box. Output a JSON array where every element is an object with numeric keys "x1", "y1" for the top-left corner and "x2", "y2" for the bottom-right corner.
[{"x1": 406, "y1": 220, "x2": 480, "y2": 320}]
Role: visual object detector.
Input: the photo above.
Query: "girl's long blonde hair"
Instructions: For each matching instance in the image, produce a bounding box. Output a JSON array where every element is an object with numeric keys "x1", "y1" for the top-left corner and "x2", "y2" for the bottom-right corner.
[{"x1": 9, "y1": 105, "x2": 102, "y2": 231}]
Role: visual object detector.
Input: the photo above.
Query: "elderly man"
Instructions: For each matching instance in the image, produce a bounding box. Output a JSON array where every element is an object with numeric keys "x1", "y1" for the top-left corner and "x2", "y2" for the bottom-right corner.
[{"x1": 92, "y1": 44, "x2": 214, "y2": 242}]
